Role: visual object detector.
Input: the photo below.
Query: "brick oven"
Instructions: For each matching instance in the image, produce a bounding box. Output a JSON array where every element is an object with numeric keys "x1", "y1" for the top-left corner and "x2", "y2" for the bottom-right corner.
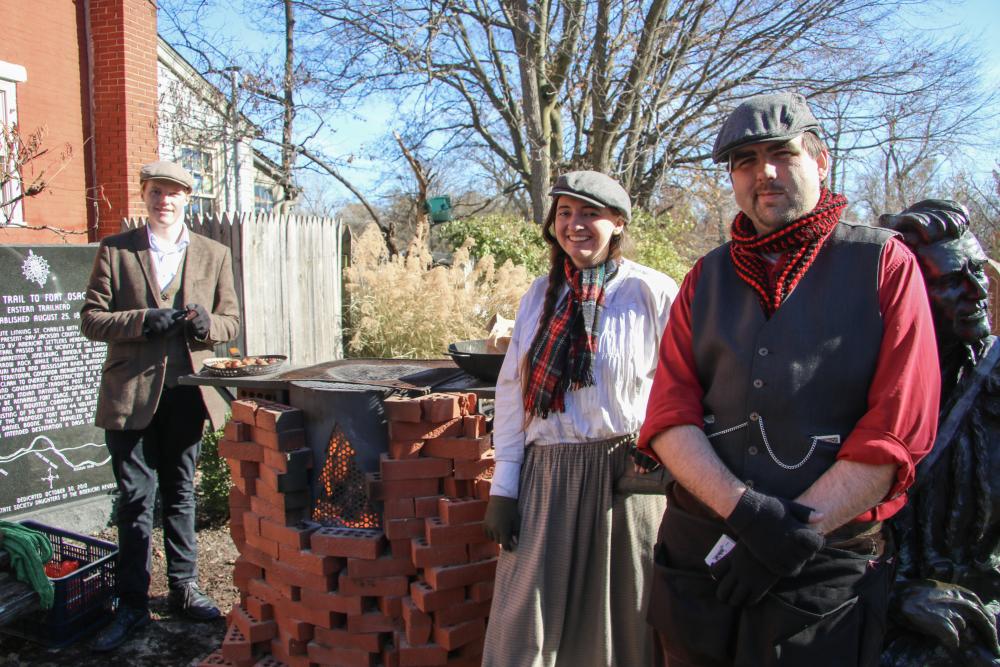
[{"x1": 192, "y1": 364, "x2": 497, "y2": 667}]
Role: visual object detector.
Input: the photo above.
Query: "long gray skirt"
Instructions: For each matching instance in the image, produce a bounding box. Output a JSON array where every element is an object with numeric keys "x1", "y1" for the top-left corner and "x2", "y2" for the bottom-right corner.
[{"x1": 482, "y1": 436, "x2": 666, "y2": 667}]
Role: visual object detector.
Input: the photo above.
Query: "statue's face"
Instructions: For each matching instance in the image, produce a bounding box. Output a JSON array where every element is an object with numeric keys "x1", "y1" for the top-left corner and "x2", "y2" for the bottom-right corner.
[{"x1": 917, "y1": 232, "x2": 991, "y2": 344}]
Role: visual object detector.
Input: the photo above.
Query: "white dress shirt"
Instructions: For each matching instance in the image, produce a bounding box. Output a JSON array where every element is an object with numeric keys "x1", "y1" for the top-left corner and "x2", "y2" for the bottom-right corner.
[
  {"x1": 147, "y1": 224, "x2": 191, "y2": 291},
  {"x1": 491, "y1": 258, "x2": 678, "y2": 498}
]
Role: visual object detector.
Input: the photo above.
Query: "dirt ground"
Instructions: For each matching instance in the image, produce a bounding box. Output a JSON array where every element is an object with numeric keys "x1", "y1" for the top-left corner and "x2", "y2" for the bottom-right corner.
[{"x1": 0, "y1": 524, "x2": 240, "y2": 666}]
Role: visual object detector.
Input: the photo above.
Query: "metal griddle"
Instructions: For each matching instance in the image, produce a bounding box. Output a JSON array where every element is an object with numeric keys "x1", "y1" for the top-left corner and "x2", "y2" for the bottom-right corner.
[{"x1": 278, "y1": 358, "x2": 467, "y2": 391}]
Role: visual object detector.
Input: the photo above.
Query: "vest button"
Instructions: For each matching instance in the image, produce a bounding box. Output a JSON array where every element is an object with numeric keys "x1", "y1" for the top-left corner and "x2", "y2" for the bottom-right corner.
[
  {"x1": 752, "y1": 378, "x2": 764, "y2": 388},
  {"x1": 749, "y1": 412, "x2": 759, "y2": 422},
  {"x1": 758, "y1": 347, "x2": 769, "y2": 356},
  {"x1": 748, "y1": 446, "x2": 758, "y2": 455}
]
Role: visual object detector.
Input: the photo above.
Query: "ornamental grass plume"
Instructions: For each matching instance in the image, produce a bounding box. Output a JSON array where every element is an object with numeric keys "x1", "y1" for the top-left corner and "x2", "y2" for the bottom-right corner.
[{"x1": 345, "y1": 224, "x2": 533, "y2": 359}]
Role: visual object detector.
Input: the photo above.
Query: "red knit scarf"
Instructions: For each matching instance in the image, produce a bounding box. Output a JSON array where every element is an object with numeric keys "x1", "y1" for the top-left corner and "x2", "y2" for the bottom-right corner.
[
  {"x1": 523, "y1": 258, "x2": 618, "y2": 417},
  {"x1": 729, "y1": 188, "x2": 847, "y2": 316}
]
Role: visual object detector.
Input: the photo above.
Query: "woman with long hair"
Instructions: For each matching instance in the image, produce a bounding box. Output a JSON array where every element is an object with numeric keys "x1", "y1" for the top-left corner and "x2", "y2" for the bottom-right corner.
[{"x1": 482, "y1": 171, "x2": 678, "y2": 666}]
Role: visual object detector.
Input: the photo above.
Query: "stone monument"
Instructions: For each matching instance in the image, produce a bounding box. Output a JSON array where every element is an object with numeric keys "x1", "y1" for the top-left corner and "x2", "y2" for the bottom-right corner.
[{"x1": 0, "y1": 245, "x2": 115, "y2": 530}]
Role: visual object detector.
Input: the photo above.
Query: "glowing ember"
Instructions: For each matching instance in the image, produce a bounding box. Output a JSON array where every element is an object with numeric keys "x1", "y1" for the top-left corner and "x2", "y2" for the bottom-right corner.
[{"x1": 313, "y1": 427, "x2": 380, "y2": 528}]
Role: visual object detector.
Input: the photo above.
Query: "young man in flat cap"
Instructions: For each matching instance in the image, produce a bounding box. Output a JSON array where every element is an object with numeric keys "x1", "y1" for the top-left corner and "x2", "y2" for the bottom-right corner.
[
  {"x1": 636, "y1": 93, "x2": 940, "y2": 666},
  {"x1": 81, "y1": 160, "x2": 240, "y2": 651}
]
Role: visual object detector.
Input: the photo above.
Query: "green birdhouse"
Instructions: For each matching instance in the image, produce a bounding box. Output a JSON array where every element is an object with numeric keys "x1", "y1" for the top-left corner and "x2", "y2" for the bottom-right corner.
[{"x1": 425, "y1": 195, "x2": 453, "y2": 222}]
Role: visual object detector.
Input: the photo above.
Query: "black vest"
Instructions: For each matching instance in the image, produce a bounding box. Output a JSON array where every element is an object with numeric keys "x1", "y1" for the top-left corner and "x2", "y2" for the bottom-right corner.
[
  {"x1": 159, "y1": 262, "x2": 193, "y2": 388},
  {"x1": 691, "y1": 222, "x2": 893, "y2": 499}
]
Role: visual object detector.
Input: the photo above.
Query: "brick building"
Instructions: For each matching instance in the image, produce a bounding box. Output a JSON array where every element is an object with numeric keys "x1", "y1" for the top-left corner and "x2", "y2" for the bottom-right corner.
[{"x1": 0, "y1": 0, "x2": 285, "y2": 246}]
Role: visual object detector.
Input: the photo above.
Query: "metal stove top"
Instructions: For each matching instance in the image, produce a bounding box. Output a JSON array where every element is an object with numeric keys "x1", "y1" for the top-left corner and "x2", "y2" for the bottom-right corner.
[{"x1": 279, "y1": 358, "x2": 466, "y2": 391}]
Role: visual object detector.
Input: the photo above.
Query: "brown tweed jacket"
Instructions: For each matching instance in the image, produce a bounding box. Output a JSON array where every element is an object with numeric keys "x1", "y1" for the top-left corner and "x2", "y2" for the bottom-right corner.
[{"x1": 80, "y1": 226, "x2": 241, "y2": 431}]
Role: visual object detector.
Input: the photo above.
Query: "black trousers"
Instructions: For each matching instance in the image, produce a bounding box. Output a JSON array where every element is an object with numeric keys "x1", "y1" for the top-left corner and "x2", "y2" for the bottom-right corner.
[
  {"x1": 650, "y1": 493, "x2": 894, "y2": 667},
  {"x1": 105, "y1": 385, "x2": 206, "y2": 610}
]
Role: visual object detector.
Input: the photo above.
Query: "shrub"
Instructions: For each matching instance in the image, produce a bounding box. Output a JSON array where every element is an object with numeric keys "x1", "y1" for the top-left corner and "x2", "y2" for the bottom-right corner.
[
  {"x1": 437, "y1": 213, "x2": 548, "y2": 276},
  {"x1": 196, "y1": 422, "x2": 230, "y2": 528},
  {"x1": 345, "y1": 225, "x2": 534, "y2": 358},
  {"x1": 627, "y1": 209, "x2": 698, "y2": 283}
]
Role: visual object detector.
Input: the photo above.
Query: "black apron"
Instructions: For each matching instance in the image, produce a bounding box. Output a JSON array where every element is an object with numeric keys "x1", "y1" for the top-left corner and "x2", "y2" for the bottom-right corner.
[{"x1": 648, "y1": 484, "x2": 894, "y2": 667}]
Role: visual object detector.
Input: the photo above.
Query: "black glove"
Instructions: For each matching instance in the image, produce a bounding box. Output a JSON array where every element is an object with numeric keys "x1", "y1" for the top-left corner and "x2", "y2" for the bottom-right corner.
[
  {"x1": 725, "y1": 488, "x2": 823, "y2": 577},
  {"x1": 184, "y1": 303, "x2": 211, "y2": 340},
  {"x1": 710, "y1": 541, "x2": 779, "y2": 607},
  {"x1": 483, "y1": 495, "x2": 520, "y2": 551},
  {"x1": 630, "y1": 446, "x2": 662, "y2": 473},
  {"x1": 143, "y1": 308, "x2": 186, "y2": 339}
]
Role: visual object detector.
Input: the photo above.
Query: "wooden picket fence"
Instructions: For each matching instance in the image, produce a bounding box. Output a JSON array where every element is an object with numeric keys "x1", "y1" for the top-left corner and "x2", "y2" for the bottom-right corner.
[{"x1": 124, "y1": 213, "x2": 347, "y2": 365}]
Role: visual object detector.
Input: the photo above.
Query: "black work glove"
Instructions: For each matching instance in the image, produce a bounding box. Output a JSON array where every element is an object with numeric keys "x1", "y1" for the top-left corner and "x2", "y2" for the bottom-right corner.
[
  {"x1": 184, "y1": 303, "x2": 211, "y2": 340},
  {"x1": 710, "y1": 541, "x2": 779, "y2": 607},
  {"x1": 725, "y1": 488, "x2": 823, "y2": 577},
  {"x1": 630, "y1": 446, "x2": 663, "y2": 473},
  {"x1": 143, "y1": 308, "x2": 186, "y2": 339},
  {"x1": 483, "y1": 495, "x2": 520, "y2": 552}
]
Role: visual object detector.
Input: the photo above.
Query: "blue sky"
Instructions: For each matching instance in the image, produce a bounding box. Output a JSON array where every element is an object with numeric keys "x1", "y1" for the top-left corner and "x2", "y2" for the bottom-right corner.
[
  {"x1": 892, "y1": 0, "x2": 1000, "y2": 181},
  {"x1": 903, "y1": 0, "x2": 1000, "y2": 86}
]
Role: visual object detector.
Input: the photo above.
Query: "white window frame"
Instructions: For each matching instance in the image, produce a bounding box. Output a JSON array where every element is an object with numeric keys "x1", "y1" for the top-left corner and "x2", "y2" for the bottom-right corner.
[
  {"x1": 254, "y1": 182, "x2": 276, "y2": 213},
  {"x1": 179, "y1": 146, "x2": 218, "y2": 218},
  {"x1": 0, "y1": 60, "x2": 28, "y2": 225}
]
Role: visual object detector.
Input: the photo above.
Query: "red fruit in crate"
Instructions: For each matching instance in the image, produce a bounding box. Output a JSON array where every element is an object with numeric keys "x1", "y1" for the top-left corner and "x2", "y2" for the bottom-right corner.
[{"x1": 44, "y1": 559, "x2": 81, "y2": 579}]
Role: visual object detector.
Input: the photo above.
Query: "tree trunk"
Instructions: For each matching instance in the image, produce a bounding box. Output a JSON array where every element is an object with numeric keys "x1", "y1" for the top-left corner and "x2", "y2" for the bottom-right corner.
[
  {"x1": 395, "y1": 132, "x2": 431, "y2": 253},
  {"x1": 509, "y1": 0, "x2": 550, "y2": 224}
]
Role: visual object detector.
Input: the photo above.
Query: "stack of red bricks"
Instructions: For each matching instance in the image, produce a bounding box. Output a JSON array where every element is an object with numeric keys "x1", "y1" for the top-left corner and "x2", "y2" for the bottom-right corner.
[{"x1": 199, "y1": 392, "x2": 497, "y2": 667}]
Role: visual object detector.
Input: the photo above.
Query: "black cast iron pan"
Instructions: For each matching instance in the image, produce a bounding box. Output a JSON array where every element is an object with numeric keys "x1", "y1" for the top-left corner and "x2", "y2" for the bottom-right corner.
[{"x1": 447, "y1": 339, "x2": 505, "y2": 382}]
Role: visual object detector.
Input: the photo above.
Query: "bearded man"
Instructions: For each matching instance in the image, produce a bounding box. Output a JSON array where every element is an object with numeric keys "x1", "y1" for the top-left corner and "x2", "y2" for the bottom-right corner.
[{"x1": 637, "y1": 93, "x2": 940, "y2": 666}]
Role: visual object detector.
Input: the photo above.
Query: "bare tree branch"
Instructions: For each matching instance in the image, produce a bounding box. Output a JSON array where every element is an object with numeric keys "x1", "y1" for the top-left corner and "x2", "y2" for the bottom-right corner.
[
  {"x1": 1, "y1": 124, "x2": 76, "y2": 229},
  {"x1": 159, "y1": 0, "x2": 998, "y2": 230}
]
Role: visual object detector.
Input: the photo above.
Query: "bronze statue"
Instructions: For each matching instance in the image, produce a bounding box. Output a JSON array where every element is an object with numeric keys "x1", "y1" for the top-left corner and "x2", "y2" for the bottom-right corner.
[{"x1": 880, "y1": 199, "x2": 1000, "y2": 666}]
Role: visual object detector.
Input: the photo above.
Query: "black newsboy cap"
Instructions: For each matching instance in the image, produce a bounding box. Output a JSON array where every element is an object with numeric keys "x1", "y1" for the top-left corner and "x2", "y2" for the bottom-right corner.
[{"x1": 712, "y1": 92, "x2": 822, "y2": 163}]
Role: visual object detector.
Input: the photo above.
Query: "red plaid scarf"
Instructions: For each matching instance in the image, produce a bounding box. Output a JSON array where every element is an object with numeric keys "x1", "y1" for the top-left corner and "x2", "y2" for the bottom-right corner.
[
  {"x1": 523, "y1": 258, "x2": 618, "y2": 417},
  {"x1": 730, "y1": 188, "x2": 847, "y2": 317}
]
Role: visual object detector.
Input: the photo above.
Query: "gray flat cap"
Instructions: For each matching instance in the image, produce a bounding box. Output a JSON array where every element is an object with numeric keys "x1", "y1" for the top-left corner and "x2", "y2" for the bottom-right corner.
[
  {"x1": 712, "y1": 93, "x2": 822, "y2": 163},
  {"x1": 549, "y1": 171, "x2": 631, "y2": 222},
  {"x1": 139, "y1": 160, "x2": 194, "y2": 190}
]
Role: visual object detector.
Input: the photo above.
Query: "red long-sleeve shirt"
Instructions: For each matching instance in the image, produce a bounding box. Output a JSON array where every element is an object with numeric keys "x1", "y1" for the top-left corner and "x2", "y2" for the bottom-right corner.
[{"x1": 637, "y1": 236, "x2": 940, "y2": 521}]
